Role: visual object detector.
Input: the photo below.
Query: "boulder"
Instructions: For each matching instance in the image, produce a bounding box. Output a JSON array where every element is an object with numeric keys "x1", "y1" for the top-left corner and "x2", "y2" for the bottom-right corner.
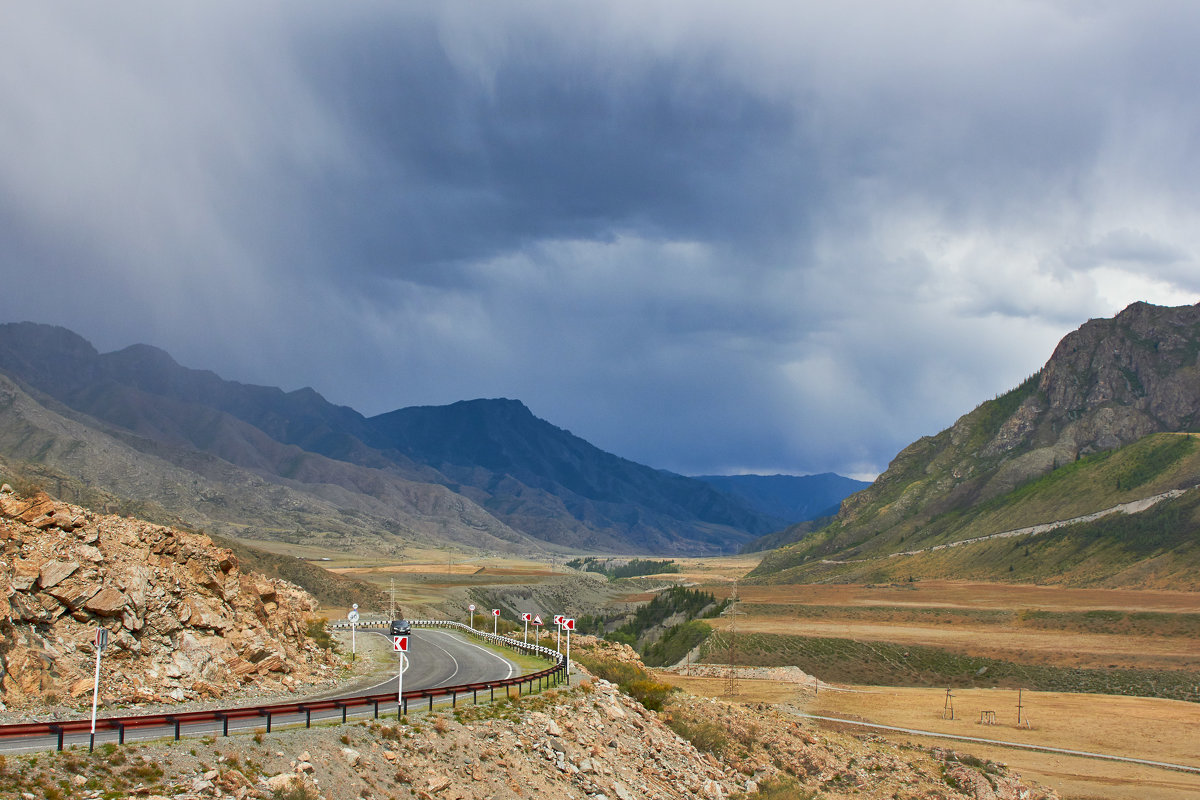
[
  {"x1": 84, "y1": 587, "x2": 130, "y2": 617},
  {"x1": 45, "y1": 577, "x2": 102, "y2": 610},
  {"x1": 11, "y1": 560, "x2": 40, "y2": 591}
]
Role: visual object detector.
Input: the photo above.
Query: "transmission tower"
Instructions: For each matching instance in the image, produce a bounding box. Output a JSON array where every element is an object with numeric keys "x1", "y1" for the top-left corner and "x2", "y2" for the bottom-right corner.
[{"x1": 724, "y1": 579, "x2": 742, "y2": 697}]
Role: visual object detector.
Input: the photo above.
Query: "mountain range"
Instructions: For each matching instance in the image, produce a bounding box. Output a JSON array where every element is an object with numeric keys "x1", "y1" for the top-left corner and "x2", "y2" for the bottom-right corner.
[
  {"x1": 749, "y1": 301, "x2": 1200, "y2": 589},
  {"x1": 0, "y1": 322, "x2": 860, "y2": 556}
]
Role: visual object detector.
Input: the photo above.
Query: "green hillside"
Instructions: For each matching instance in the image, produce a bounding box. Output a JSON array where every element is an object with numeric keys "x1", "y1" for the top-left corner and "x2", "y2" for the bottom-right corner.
[{"x1": 749, "y1": 433, "x2": 1200, "y2": 588}]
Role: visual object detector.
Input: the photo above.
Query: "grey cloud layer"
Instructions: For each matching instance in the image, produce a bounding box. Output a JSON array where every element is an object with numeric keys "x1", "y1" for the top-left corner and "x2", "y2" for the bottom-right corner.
[{"x1": 2, "y1": 1, "x2": 1198, "y2": 478}]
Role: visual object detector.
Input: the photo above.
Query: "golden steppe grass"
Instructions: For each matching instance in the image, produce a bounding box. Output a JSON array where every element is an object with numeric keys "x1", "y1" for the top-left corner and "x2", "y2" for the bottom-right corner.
[
  {"x1": 658, "y1": 674, "x2": 1200, "y2": 800},
  {"x1": 661, "y1": 561, "x2": 1200, "y2": 800}
]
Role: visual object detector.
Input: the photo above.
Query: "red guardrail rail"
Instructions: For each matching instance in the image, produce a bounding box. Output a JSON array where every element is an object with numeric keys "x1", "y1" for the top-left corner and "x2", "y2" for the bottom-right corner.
[{"x1": 0, "y1": 620, "x2": 568, "y2": 751}]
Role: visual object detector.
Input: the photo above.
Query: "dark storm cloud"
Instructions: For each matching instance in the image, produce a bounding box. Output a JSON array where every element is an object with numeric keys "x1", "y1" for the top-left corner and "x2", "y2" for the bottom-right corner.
[{"x1": 2, "y1": 2, "x2": 1200, "y2": 480}]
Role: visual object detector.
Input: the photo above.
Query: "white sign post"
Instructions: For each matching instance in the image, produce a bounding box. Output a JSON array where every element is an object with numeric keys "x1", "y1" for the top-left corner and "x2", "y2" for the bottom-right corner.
[
  {"x1": 90, "y1": 627, "x2": 108, "y2": 751},
  {"x1": 554, "y1": 614, "x2": 564, "y2": 653},
  {"x1": 492, "y1": 608, "x2": 500, "y2": 635},
  {"x1": 521, "y1": 612, "x2": 531, "y2": 644},
  {"x1": 348, "y1": 605, "x2": 360, "y2": 662},
  {"x1": 469, "y1": 603, "x2": 476, "y2": 630},
  {"x1": 394, "y1": 635, "x2": 409, "y2": 717},
  {"x1": 564, "y1": 618, "x2": 575, "y2": 675}
]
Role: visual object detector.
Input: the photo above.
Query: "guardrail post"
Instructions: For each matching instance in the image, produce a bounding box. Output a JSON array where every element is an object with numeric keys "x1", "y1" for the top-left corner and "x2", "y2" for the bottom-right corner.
[
  {"x1": 428, "y1": 695, "x2": 433, "y2": 713},
  {"x1": 218, "y1": 713, "x2": 229, "y2": 736},
  {"x1": 52, "y1": 725, "x2": 64, "y2": 751},
  {"x1": 303, "y1": 707, "x2": 312, "y2": 728},
  {"x1": 473, "y1": 688, "x2": 478, "y2": 704},
  {"x1": 265, "y1": 711, "x2": 272, "y2": 733},
  {"x1": 117, "y1": 722, "x2": 126, "y2": 745},
  {"x1": 373, "y1": 699, "x2": 380, "y2": 719},
  {"x1": 172, "y1": 718, "x2": 181, "y2": 741},
  {"x1": 452, "y1": 691, "x2": 457, "y2": 708}
]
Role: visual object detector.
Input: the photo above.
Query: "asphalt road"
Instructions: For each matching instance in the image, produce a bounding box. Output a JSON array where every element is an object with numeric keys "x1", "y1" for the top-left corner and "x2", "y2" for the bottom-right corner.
[
  {"x1": 338, "y1": 627, "x2": 521, "y2": 699},
  {"x1": 0, "y1": 627, "x2": 528, "y2": 754}
]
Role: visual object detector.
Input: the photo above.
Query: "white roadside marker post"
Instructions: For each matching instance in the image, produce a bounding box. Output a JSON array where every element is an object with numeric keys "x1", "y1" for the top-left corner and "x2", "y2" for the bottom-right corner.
[
  {"x1": 348, "y1": 604, "x2": 360, "y2": 662},
  {"x1": 469, "y1": 603, "x2": 476, "y2": 630},
  {"x1": 492, "y1": 608, "x2": 500, "y2": 635},
  {"x1": 522, "y1": 612, "x2": 531, "y2": 644},
  {"x1": 90, "y1": 627, "x2": 108, "y2": 752},
  {"x1": 394, "y1": 634, "x2": 409, "y2": 719},
  {"x1": 554, "y1": 614, "x2": 564, "y2": 653}
]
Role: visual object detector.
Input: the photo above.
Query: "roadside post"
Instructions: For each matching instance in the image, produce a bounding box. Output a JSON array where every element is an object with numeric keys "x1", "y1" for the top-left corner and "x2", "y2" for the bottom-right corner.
[
  {"x1": 468, "y1": 603, "x2": 476, "y2": 630},
  {"x1": 564, "y1": 618, "x2": 575, "y2": 676},
  {"x1": 394, "y1": 634, "x2": 409, "y2": 718},
  {"x1": 554, "y1": 614, "x2": 564, "y2": 652},
  {"x1": 522, "y1": 612, "x2": 532, "y2": 644},
  {"x1": 533, "y1": 614, "x2": 543, "y2": 644},
  {"x1": 348, "y1": 604, "x2": 360, "y2": 662},
  {"x1": 492, "y1": 608, "x2": 500, "y2": 635},
  {"x1": 90, "y1": 627, "x2": 108, "y2": 751}
]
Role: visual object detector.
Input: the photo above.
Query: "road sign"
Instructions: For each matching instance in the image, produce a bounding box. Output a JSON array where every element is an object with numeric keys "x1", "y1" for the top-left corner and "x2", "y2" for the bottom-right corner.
[
  {"x1": 564, "y1": 618, "x2": 575, "y2": 674},
  {"x1": 533, "y1": 614, "x2": 543, "y2": 626},
  {"x1": 521, "y1": 612, "x2": 532, "y2": 621},
  {"x1": 393, "y1": 635, "x2": 409, "y2": 652},
  {"x1": 493, "y1": 608, "x2": 500, "y2": 616},
  {"x1": 347, "y1": 609, "x2": 360, "y2": 623},
  {"x1": 553, "y1": 614, "x2": 564, "y2": 625},
  {"x1": 468, "y1": 603, "x2": 476, "y2": 611},
  {"x1": 94, "y1": 628, "x2": 109, "y2": 650}
]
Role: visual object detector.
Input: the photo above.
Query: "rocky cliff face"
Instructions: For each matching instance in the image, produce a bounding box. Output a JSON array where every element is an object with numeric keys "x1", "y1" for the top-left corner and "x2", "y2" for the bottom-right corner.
[{"x1": 0, "y1": 487, "x2": 338, "y2": 709}]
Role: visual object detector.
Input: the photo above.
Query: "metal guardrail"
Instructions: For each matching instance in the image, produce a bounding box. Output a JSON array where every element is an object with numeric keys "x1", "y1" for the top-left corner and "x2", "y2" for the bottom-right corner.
[{"x1": 0, "y1": 619, "x2": 568, "y2": 752}]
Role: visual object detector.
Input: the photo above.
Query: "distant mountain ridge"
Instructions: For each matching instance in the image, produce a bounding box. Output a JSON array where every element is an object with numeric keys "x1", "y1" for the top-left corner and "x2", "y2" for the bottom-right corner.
[
  {"x1": 693, "y1": 473, "x2": 868, "y2": 524},
  {"x1": 749, "y1": 301, "x2": 1200, "y2": 589},
  {"x1": 0, "y1": 322, "x2": 778, "y2": 554}
]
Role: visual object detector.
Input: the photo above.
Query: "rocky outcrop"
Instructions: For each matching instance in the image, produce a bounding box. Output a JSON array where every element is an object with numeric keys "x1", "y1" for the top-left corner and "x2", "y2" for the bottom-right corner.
[{"x1": 0, "y1": 487, "x2": 338, "y2": 709}]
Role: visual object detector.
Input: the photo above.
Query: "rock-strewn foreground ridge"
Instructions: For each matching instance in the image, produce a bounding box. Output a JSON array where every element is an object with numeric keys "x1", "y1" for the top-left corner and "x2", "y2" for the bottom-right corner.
[{"x1": 0, "y1": 485, "x2": 336, "y2": 710}]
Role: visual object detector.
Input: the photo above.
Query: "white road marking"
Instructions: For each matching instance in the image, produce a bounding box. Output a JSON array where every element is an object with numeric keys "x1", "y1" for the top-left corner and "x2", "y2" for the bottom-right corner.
[{"x1": 436, "y1": 630, "x2": 517, "y2": 680}]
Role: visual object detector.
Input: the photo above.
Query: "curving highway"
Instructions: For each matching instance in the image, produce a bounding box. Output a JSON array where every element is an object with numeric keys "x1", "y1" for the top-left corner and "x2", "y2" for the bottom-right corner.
[
  {"x1": 327, "y1": 627, "x2": 521, "y2": 700},
  {"x1": 0, "y1": 626, "x2": 539, "y2": 754}
]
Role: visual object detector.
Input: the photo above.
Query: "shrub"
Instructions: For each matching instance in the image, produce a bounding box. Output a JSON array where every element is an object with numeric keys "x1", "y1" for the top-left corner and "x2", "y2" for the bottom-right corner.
[
  {"x1": 666, "y1": 716, "x2": 728, "y2": 754},
  {"x1": 305, "y1": 618, "x2": 336, "y2": 651}
]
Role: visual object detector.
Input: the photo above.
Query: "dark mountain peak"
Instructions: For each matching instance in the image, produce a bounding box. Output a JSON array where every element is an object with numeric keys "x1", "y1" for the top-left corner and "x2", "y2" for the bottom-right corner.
[
  {"x1": 0, "y1": 322, "x2": 102, "y2": 395},
  {"x1": 0, "y1": 322, "x2": 98, "y2": 360},
  {"x1": 0, "y1": 322, "x2": 777, "y2": 554}
]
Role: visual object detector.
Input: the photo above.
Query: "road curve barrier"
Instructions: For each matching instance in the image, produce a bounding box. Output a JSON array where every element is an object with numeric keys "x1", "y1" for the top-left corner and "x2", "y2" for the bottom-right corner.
[{"x1": 0, "y1": 619, "x2": 567, "y2": 753}]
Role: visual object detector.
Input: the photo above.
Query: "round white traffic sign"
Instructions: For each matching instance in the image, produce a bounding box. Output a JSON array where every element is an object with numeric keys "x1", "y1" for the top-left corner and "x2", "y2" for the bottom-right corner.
[
  {"x1": 469, "y1": 603, "x2": 476, "y2": 611},
  {"x1": 347, "y1": 610, "x2": 360, "y2": 623}
]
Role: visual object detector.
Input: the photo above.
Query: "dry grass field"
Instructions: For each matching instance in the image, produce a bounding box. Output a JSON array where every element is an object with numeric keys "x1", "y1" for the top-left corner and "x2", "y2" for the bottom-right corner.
[
  {"x1": 658, "y1": 674, "x2": 1200, "y2": 800},
  {"x1": 654, "y1": 561, "x2": 1200, "y2": 799}
]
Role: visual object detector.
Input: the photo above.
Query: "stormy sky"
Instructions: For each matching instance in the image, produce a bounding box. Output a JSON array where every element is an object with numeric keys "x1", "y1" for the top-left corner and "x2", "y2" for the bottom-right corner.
[{"x1": 2, "y1": 2, "x2": 1198, "y2": 480}]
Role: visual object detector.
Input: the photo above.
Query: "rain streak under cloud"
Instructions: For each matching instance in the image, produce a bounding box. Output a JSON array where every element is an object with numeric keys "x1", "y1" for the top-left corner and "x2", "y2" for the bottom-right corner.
[{"x1": 1, "y1": 1, "x2": 1198, "y2": 481}]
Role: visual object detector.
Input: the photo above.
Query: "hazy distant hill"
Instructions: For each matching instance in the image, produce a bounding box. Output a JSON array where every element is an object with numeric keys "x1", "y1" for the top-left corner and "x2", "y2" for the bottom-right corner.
[
  {"x1": 0, "y1": 323, "x2": 777, "y2": 554},
  {"x1": 749, "y1": 302, "x2": 1200, "y2": 589},
  {"x1": 693, "y1": 473, "x2": 868, "y2": 523}
]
